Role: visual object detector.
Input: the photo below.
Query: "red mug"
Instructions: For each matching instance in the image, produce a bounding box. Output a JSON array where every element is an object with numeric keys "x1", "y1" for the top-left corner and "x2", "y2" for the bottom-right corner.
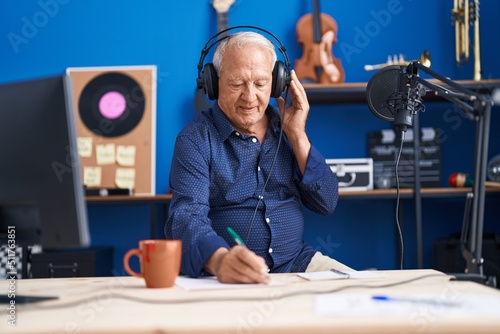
[{"x1": 123, "y1": 239, "x2": 182, "y2": 288}]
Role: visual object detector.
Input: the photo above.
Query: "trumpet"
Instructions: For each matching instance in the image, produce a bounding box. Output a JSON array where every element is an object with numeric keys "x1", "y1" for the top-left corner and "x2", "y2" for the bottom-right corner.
[
  {"x1": 364, "y1": 50, "x2": 431, "y2": 72},
  {"x1": 452, "y1": 0, "x2": 481, "y2": 81}
]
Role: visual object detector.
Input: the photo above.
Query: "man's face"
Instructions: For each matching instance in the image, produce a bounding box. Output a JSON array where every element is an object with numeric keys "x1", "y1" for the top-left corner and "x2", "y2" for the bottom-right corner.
[{"x1": 217, "y1": 44, "x2": 273, "y2": 134}]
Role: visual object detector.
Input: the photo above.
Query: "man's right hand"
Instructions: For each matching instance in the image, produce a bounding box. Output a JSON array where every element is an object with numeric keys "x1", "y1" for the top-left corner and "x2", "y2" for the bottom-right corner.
[{"x1": 205, "y1": 246, "x2": 269, "y2": 284}]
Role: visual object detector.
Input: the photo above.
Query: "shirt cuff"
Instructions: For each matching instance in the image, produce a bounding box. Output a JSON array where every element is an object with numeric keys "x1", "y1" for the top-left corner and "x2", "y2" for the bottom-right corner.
[
  {"x1": 297, "y1": 145, "x2": 328, "y2": 185},
  {"x1": 194, "y1": 234, "x2": 230, "y2": 277}
]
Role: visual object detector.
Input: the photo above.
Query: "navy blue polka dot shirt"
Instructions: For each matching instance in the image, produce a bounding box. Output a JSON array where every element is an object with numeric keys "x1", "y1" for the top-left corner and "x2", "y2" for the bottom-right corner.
[{"x1": 165, "y1": 103, "x2": 339, "y2": 278}]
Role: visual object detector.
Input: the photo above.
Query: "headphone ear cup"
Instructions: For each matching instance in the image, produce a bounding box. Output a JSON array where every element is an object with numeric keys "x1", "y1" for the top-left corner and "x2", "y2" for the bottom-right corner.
[
  {"x1": 201, "y1": 63, "x2": 218, "y2": 100},
  {"x1": 271, "y1": 61, "x2": 287, "y2": 98}
]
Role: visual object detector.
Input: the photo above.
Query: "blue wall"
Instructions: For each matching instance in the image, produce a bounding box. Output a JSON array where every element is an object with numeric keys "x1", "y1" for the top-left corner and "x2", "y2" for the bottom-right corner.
[{"x1": 2, "y1": 0, "x2": 499, "y2": 274}]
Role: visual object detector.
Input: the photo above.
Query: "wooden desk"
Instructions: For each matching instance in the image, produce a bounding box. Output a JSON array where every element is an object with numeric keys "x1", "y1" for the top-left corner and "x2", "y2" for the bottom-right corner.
[{"x1": 2, "y1": 270, "x2": 500, "y2": 333}]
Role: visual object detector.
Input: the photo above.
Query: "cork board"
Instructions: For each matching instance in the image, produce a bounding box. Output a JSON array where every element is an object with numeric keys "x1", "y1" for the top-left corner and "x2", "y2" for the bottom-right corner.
[{"x1": 66, "y1": 65, "x2": 156, "y2": 195}]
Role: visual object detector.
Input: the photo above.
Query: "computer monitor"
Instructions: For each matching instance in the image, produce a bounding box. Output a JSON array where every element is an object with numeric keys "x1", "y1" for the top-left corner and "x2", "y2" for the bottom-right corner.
[{"x1": 0, "y1": 75, "x2": 90, "y2": 250}]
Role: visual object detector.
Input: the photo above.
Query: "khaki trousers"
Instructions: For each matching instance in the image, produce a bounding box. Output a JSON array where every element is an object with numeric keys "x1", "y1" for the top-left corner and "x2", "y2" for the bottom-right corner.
[{"x1": 305, "y1": 252, "x2": 354, "y2": 272}]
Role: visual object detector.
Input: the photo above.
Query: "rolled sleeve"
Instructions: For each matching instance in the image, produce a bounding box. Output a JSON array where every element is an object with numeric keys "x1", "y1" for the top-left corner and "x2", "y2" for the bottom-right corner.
[{"x1": 296, "y1": 145, "x2": 339, "y2": 215}]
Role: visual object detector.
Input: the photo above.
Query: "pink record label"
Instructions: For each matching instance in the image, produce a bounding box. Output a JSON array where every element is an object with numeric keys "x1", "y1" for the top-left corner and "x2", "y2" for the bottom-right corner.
[{"x1": 99, "y1": 91, "x2": 126, "y2": 119}]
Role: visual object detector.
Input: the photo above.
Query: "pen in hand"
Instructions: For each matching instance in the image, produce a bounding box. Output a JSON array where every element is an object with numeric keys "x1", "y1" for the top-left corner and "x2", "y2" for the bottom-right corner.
[
  {"x1": 226, "y1": 226, "x2": 270, "y2": 279},
  {"x1": 227, "y1": 227, "x2": 246, "y2": 246}
]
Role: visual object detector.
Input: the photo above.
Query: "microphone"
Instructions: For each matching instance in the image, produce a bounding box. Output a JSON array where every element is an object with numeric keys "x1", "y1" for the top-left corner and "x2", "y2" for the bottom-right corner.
[{"x1": 366, "y1": 64, "x2": 425, "y2": 133}]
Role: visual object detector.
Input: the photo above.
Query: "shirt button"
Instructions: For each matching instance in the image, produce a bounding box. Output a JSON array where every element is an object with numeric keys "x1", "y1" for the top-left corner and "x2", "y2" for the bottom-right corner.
[
  {"x1": 268, "y1": 248, "x2": 273, "y2": 254},
  {"x1": 258, "y1": 166, "x2": 261, "y2": 172},
  {"x1": 235, "y1": 132, "x2": 240, "y2": 136},
  {"x1": 252, "y1": 138, "x2": 257, "y2": 143},
  {"x1": 265, "y1": 218, "x2": 270, "y2": 223}
]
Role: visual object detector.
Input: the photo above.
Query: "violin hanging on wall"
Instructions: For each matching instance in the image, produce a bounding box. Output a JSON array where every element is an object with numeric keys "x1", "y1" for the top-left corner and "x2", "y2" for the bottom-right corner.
[{"x1": 295, "y1": 0, "x2": 345, "y2": 84}]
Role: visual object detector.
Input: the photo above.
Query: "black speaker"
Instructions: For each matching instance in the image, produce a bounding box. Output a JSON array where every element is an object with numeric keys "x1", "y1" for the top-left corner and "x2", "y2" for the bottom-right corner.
[
  {"x1": 196, "y1": 26, "x2": 291, "y2": 100},
  {"x1": 31, "y1": 247, "x2": 113, "y2": 278},
  {"x1": 433, "y1": 232, "x2": 500, "y2": 286}
]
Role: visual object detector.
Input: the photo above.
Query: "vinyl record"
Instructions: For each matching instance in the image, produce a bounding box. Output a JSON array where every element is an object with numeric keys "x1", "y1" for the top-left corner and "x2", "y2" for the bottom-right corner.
[{"x1": 79, "y1": 72, "x2": 145, "y2": 137}]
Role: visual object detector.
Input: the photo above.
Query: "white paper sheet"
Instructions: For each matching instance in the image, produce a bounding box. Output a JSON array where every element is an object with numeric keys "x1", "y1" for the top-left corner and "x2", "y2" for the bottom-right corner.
[
  {"x1": 175, "y1": 276, "x2": 284, "y2": 291},
  {"x1": 298, "y1": 270, "x2": 384, "y2": 281},
  {"x1": 314, "y1": 293, "x2": 500, "y2": 318}
]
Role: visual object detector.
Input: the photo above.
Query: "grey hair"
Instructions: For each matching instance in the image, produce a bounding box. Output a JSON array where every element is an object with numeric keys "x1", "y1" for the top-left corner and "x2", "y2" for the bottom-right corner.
[{"x1": 212, "y1": 31, "x2": 277, "y2": 76}]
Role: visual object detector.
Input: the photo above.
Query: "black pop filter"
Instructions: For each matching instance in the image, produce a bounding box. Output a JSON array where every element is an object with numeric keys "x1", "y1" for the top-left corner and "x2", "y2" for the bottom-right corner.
[{"x1": 366, "y1": 65, "x2": 404, "y2": 122}]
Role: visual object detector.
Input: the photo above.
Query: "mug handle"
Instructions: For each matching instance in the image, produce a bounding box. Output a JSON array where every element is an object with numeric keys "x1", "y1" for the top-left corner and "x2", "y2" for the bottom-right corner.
[{"x1": 123, "y1": 249, "x2": 142, "y2": 278}]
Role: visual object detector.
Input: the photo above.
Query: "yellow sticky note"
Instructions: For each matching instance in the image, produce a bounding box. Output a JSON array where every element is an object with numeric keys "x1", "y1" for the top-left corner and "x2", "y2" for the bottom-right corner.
[
  {"x1": 116, "y1": 145, "x2": 136, "y2": 166},
  {"x1": 115, "y1": 168, "x2": 135, "y2": 189},
  {"x1": 96, "y1": 143, "x2": 115, "y2": 165},
  {"x1": 83, "y1": 166, "x2": 102, "y2": 187},
  {"x1": 77, "y1": 137, "x2": 93, "y2": 158}
]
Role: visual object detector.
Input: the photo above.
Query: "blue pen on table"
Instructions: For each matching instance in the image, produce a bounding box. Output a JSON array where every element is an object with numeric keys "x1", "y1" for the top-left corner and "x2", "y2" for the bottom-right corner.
[
  {"x1": 227, "y1": 227, "x2": 246, "y2": 246},
  {"x1": 372, "y1": 295, "x2": 459, "y2": 307}
]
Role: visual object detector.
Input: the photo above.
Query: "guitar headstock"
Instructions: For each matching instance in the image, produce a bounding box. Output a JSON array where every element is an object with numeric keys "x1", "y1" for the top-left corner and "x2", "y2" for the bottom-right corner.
[{"x1": 212, "y1": 0, "x2": 235, "y2": 13}]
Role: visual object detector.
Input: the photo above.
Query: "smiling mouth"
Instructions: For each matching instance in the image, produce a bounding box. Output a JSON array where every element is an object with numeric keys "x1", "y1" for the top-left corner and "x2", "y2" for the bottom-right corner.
[{"x1": 240, "y1": 106, "x2": 256, "y2": 112}]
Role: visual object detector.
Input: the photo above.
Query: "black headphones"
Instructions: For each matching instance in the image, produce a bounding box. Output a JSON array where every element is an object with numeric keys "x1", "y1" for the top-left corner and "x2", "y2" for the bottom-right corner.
[{"x1": 196, "y1": 25, "x2": 291, "y2": 100}]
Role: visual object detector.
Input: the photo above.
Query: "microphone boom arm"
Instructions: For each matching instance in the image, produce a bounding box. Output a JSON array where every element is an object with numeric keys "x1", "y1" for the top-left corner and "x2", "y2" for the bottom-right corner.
[
  {"x1": 407, "y1": 61, "x2": 480, "y2": 115},
  {"x1": 406, "y1": 60, "x2": 493, "y2": 278}
]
